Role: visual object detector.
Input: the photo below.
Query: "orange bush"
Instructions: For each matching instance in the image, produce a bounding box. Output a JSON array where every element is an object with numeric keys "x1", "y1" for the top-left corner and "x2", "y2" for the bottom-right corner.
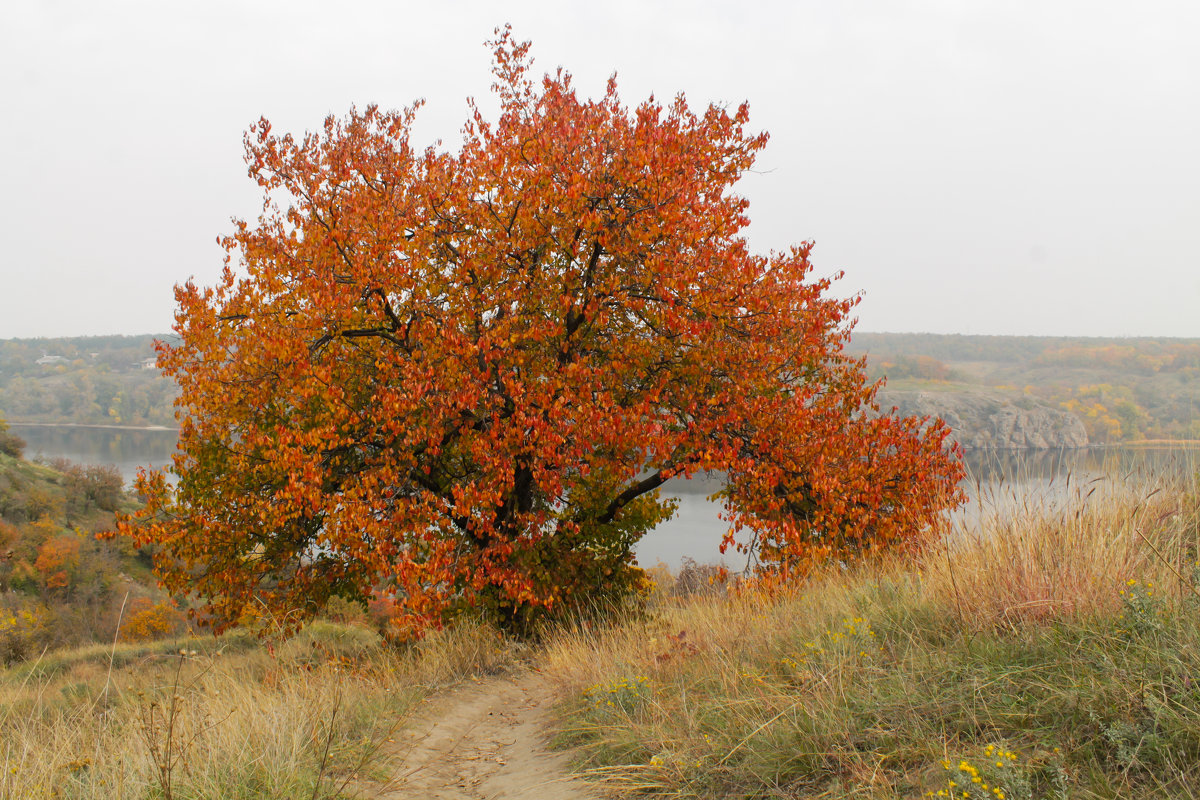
[
  {"x1": 33, "y1": 534, "x2": 81, "y2": 593},
  {"x1": 119, "y1": 596, "x2": 184, "y2": 642}
]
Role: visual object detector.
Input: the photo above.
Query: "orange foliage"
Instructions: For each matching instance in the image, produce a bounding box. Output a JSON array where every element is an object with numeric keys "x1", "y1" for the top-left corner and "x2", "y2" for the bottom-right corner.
[
  {"x1": 117, "y1": 29, "x2": 964, "y2": 635},
  {"x1": 1058, "y1": 384, "x2": 1151, "y2": 443},
  {"x1": 33, "y1": 533, "x2": 81, "y2": 592},
  {"x1": 119, "y1": 596, "x2": 184, "y2": 642}
]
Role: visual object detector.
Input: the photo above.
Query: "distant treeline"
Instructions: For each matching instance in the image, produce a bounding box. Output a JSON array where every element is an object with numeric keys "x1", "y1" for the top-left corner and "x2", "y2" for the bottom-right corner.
[
  {"x1": 3, "y1": 332, "x2": 1198, "y2": 443},
  {"x1": 848, "y1": 333, "x2": 1200, "y2": 443},
  {"x1": 849, "y1": 332, "x2": 1200, "y2": 368},
  {"x1": 0, "y1": 334, "x2": 180, "y2": 427}
]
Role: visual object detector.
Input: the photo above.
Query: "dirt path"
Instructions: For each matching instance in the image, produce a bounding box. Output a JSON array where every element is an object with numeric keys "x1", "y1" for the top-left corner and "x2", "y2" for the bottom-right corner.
[{"x1": 374, "y1": 671, "x2": 604, "y2": 800}]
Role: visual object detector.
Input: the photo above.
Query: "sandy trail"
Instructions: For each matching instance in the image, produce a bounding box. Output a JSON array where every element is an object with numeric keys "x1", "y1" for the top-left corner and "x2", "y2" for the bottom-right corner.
[{"x1": 374, "y1": 671, "x2": 603, "y2": 800}]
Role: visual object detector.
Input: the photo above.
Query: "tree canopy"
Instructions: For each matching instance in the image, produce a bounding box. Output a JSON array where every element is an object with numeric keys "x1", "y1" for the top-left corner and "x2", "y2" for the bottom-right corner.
[{"x1": 121, "y1": 29, "x2": 964, "y2": 635}]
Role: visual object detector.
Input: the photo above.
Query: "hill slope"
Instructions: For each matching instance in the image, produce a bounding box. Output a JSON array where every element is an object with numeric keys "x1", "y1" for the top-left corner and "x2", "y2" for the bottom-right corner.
[
  {"x1": 850, "y1": 333, "x2": 1200, "y2": 444},
  {"x1": 0, "y1": 419, "x2": 175, "y2": 663}
]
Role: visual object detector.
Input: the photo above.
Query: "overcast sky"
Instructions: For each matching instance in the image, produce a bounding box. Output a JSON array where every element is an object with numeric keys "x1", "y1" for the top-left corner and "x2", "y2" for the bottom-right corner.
[{"x1": 2, "y1": 0, "x2": 1197, "y2": 340}]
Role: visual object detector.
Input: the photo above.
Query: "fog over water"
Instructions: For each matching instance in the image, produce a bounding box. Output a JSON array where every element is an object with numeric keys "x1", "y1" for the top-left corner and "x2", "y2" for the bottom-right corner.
[{"x1": 15, "y1": 424, "x2": 1196, "y2": 569}]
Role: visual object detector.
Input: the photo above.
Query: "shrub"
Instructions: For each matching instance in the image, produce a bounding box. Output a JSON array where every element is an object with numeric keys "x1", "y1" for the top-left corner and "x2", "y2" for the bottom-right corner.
[
  {"x1": 119, "y1": 596, "x2": 185, "y2": 642},
  {"x1": 0, "y1": 597, "x2": 48, "y2": 665},
  {"x1": 0, "y1": 429, "x2": 24, "y2": 458}
]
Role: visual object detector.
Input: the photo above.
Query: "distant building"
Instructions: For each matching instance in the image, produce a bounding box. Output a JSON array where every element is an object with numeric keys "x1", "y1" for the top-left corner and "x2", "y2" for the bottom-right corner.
[
  {"x1": 36, "y1": 354, "x2": 68, "y2": 366},
  {"x1": 139, "y1": 357, "x2": 158, "y2": 370}
]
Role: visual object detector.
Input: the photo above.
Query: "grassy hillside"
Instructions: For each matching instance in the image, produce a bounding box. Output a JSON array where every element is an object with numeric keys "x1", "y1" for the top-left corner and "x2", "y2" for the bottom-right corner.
[
  {"x1": 848, "y1": 333, "x2": 1200, "y2": 443},
  {"x1": 0, "y1": 415, "x2": 517, "y2": 799},
  {"x1": 0, "y1": 620, "x2": 511, "y2": 799},
  {"x1": 0, "y1": 419, "x2": 174, "y2": 663},
  {"x1": 541, "y1": 468, "x2": 1200, "y2": 798}
]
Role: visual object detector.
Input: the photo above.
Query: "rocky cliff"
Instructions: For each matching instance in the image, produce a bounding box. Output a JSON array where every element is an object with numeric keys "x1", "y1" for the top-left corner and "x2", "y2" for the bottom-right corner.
[{"x1": 877, "y1": 390, "x2": 1088, "y2": 450}]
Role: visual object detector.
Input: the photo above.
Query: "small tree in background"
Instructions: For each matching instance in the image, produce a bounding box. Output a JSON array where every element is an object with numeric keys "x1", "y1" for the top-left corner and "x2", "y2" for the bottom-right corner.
[
  {"x1": 119, "y1": 29, "x2": 964, "y2": 636},
  {"x1": 0, "y1": 418, "x2": 25, "y2": 459}
]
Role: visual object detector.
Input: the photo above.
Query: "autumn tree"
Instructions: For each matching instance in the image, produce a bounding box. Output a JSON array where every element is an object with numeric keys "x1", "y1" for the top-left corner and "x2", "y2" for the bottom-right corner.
[
  {"x1": 34, "y1": 533, "x2": 81, "y2": 594},
  {"x1": 121, "y1": 29, "x2": 964, "y2": 635}
]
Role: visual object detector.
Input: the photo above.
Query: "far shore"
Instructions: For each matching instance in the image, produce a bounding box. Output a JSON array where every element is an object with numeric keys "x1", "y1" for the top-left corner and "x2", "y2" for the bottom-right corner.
[
  {"x1": 1097, "y1": 438, "x2": 1200, "y2": 448},
  {"x1": 6, "y1": 421, "x2": 179, "y2": 432}
]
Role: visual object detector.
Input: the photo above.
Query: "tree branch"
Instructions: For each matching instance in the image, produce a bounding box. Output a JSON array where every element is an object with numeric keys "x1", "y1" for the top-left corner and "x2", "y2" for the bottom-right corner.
[{"x1": 597, "y1": 469, "x2": 671, "y2": 524}]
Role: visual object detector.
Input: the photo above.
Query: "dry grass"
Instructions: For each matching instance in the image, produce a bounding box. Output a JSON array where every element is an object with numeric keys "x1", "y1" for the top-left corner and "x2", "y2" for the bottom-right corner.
[
  {"x1": 922, "y1": 468, "x2": 1199, "y2": 627},
  {"x1": 0, "y1": 620, "x2": 512, "y2": 799}
]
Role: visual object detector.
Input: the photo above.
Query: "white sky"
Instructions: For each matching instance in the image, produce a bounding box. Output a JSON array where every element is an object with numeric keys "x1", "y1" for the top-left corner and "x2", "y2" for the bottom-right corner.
[{"x1": 2, "y1": 0, "x2": 1197, "y2": 339}]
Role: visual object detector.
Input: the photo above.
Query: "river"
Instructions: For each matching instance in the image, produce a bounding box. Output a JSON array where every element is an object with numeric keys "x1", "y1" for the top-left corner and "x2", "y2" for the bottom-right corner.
[{"x1": 9, "y1": 423, "x2": 1197, "y2": 568}]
